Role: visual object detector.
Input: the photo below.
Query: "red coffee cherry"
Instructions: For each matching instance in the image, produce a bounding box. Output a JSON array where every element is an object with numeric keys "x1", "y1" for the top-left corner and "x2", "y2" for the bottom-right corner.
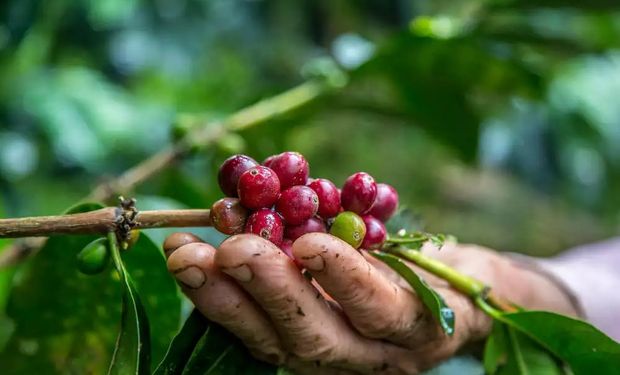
[
  {"x1": 361, "y1": 215, "x2": 387, "y2": 250},
  {"x1": 308, "y1": 178, "x2": 341, "y2": 219},
  {"x1": 244, "y1": 208, "x2": 284, "y2": 246},
  {"x1": 367, "y1": 183, "x2": 399, "y2": 222},
  {"x1": 284, "y1": 216, "x2": 327, "y2": 241},
  {"x1": 341, "y1": 172, "x2": 377, "y2": 214},
  {"x1": 263, "y1": 154, "x2": 277, "y2": 168},
  {"x1": 237, "y1": 166, "x2": 281, "y2": 210},
  {"x1": 210, "y1": 197, "x2": 248, "y2": 235},
  {"x1": 218, "y1": 154, "x2": 259, "y2": 197},
  {"x1": 276, "y1": 185, "x2": 319, "y2": 225},
  {"x1": 266, "y1": 151, "x2": 309, "y2": 189}
]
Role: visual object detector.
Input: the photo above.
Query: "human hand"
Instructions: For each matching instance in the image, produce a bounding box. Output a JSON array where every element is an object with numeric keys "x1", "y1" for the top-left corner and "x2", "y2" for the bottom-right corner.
[{"x1": 165, "y1": 232, "x2": 578, "y2": 374}]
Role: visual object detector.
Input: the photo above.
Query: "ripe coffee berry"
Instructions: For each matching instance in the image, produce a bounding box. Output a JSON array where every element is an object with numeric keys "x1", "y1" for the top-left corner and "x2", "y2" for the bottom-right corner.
[
  {"x1": 361, "y1": 215, "x2": 387, "y2": 250},
  {"x1": 210, "y1": 197, "x2": 248, "y2": 235},
  {"x1": 218, "y1": 154, "x2": 259, "y2": 197},
  {"x1": 265, "y1": 152, "x2": 309, "y2": 189},
  {"x1": 237, "y1": 166, "x2": 281, "y2": 210},
  {"x1": 308, "y1": 178, "x2": 341, "y2": 219},
  {"x1": 368, "y1": 183, "x2": 399, "y2": 222},
  {"x1": 245, "y1": 209, "x2": 284, "y2": 246},
  {"x1": 341, "y1": 172, "x2": 377, "y2": 214},
  {"x1": 276, "y1": 185, "x2": 319, "y2": 225},
  {"x1": 263, "y1": 154, "x2": 277, "y2": 168},
  {"x1": 329, "y1": 211, "x2": 366, "y2": 249},
  {"x1": 285, "y1": 216, "x2": 327, "y2": 241}
]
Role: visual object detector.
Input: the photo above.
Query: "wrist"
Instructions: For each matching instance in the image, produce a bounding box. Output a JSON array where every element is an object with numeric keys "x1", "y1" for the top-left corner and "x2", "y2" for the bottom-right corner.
[
  {"x1": 511, "y1": 256, "x2": 583, "y2": 316},
  {"x1": 428, "y1": 243, "x2": 581, "y2": 316}
]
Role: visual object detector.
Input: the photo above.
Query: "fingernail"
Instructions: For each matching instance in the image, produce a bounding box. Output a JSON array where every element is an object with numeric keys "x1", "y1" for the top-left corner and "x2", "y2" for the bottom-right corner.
[
  {"x1": 299, "y1": 254, "x2": 325, "y2": 271},
  {"x1": 173, "y1": 266, "x2": 206, "y2": 289},
  {"x1": 222, "y1": 264, "x2": 253, "y2": 282}
]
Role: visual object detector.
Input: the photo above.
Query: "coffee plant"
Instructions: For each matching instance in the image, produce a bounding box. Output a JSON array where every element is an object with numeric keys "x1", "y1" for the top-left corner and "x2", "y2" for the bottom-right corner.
[
  {"x1": 0, "y1": 80, "x2": 618, "y2": 373},
  {"x1": 2, "y1": 1, "x2": 620, "y2": 373}
]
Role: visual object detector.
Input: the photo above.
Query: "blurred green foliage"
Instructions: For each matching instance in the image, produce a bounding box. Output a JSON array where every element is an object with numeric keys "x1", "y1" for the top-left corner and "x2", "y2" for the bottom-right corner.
[{"x1": 1, "y1": 0, "x2": 620, "y2": 373}]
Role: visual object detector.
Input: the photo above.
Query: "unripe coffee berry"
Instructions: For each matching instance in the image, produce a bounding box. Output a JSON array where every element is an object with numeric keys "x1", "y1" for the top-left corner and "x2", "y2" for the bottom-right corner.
[
  {"x1": 276, "y1": 185, "x2": 319, "y2": 225},
  {"x1": 266, "y1": 151, "x2": 309, "y2": 189},
  {"x1": 285, "y1": 216, "x2": 327, "y2": 241},
  {"x1": 76, "y1": 238, "x2": 111, "y2": 275},
  {"x1": 341, "y1": 172, "x2": 377, "y2": 214},
  {"x1": 218, "y1": 154, "x2": 259, "y2": 197},
  {"x1": 361, "y1": 215, "x2": 387, "y2": 250},
  {"x1": 210, "y1": 197, "x2": 248, "y2": 235},
  {"x1": 368, "y1": 183, "x2": 399, "y2": 222},
  {"x1": 245, "y1": 208, "x2": 284, "y2": 246},
  {"x1": 237, "y1": 166, "x2": 281, "y2": 210},
  {"x1": 308, "y1": 178, "x2": 341, "y2": 219},
  {"x1": 329, "y1": 211, "x2": 366, "y2": 249}
]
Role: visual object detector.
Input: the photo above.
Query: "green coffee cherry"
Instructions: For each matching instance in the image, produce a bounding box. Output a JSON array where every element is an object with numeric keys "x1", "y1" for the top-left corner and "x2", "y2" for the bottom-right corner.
[
  {"x1": 76, "y1": 238, "x2": 111, "y2": 275},
  {"x1": 329, "y1": 211, "x2": 366, "y2": 249}
]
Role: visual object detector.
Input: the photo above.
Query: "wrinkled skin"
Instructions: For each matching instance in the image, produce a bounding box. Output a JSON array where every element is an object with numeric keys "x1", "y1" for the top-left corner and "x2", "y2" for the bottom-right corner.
[{"x1": 165, "y1": 233, "x2": 577, "y2": 374}]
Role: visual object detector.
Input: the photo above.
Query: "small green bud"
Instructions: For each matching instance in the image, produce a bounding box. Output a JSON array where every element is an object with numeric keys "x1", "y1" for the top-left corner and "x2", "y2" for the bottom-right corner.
[{"x1": 76, "y1": 238, "x2": 111, "y2": 275}]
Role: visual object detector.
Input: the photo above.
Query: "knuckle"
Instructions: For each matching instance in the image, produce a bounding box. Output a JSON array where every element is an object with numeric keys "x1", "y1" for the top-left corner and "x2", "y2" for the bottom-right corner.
[
  {"x1": 351, "y1": 288, "x2": 420, "y2": 338},
  {"x1": 289, "y1": 335, "x2": 339, "y2": 362},
  {"x1": 357, "y1": 313, "x2": 413, "y2": 339}
]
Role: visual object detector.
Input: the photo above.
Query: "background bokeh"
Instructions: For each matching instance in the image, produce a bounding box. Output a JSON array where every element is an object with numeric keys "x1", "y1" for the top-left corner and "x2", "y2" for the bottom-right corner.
[{"x1": 1, "y1": 0, "x2": 620, "y2": 373}]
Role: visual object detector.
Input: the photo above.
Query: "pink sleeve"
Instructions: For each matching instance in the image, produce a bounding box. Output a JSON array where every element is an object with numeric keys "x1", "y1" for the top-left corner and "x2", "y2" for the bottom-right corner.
[{"x1": 535, "y1": 238, "x2": 620, "y2": 341}]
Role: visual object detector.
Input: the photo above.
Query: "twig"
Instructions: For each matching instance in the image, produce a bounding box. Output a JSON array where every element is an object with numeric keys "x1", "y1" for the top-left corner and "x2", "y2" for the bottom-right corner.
[
  {"x1": 388, "y1": 246, "x2": 519, "y2": 314},
  {"x1": 88, "y1": 146, "x2": 184, "y2": 203},
  {"x1": 0, "y1": 79, "x2": 334, "y2": 267},
  {"x1": 0, "y1": 208, "x2": 212, "y2": 238}
]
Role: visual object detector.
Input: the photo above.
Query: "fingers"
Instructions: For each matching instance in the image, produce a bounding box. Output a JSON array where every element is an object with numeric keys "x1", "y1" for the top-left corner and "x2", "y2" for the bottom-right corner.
[
  {"x1": 293, "y1": 233, "x2": 427, "y2": 346},
  {"x1": 215, "y1": 234, "x2": 417, "y2": 374},
  {"x1": 166, "y1": 241, "x2": 286, "y2": 364},
  {"x1": 162, "y1": 232, "x2": 203, "y2": 258}
]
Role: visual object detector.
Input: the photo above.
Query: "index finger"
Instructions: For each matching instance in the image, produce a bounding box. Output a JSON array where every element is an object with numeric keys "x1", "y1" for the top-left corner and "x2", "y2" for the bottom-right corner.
[{"x1": 293, "y1": 233, "x2": 490, "y2": 353}]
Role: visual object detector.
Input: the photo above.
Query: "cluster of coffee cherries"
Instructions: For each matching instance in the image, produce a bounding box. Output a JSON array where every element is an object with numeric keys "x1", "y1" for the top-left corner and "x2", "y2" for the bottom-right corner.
[{"x1": 210, "y1": 152, "x2": 399, "y2": 263}]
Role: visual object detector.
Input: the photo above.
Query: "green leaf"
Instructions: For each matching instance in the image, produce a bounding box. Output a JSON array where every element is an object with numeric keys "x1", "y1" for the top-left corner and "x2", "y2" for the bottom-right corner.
[
  {"x1": 1, "y1": 202, "x2": 181, "y2": 374},
  {"x1": 496, "y1": 311, "x2": 620, "y2": 375},
  {"x1": 484, "y1": 322, "x2": 509, "y2": 374},
  {"x1": 511, "y1": 328, "x2": 563, "y2": 375},
  {"x1": 122, "y1": 230, "x2": 183, "y2": 364},
  {"x1": 154, "y1": 308, "x2": 277, "y2": 375},
  {"x1": 154, "y1": 309, "x2": 208, "y2": 375},
  {"x1": 371, "y1": 251, "x2": 455, "y2": 335},
  {"x1": 1, "y1": 202, "x2": 114, "y2": 373},
  {"x1": 485, "y1": 322, "x2": 565, "y2": 375},
  {"x1": 182, "y1": 319, "x2": 277, "y2": 375},
  {"x1": 107, "y1": 232, "x2": 151, "y2": 375}
]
